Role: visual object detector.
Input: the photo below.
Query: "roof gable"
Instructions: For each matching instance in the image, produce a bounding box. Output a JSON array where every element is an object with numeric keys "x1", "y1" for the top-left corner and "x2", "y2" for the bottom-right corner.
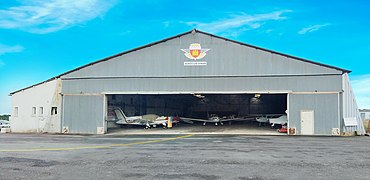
[
  {"x1": 62, "y1": 29, "x2": 348, "y2": 79},
  {"x1": 10, "y1": 29, "x2": 350, "y2": 95}
]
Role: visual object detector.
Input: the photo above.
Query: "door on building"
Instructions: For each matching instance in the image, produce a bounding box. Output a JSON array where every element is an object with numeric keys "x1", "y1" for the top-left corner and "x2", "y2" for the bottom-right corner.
[{"x1": 301, "y1": 110, "x2": 314, "y2": 135}]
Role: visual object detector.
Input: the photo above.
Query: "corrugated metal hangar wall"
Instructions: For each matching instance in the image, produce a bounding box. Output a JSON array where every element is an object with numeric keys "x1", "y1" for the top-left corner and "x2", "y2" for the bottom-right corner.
[{"x1": 58, "y1": 30, "x2": 362, "y2": 135}]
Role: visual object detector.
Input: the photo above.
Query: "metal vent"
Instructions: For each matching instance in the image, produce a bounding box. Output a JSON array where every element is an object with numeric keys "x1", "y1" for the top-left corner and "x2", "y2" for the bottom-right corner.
[
  {"x1": 62, "y1": 126, "x2": 69, "y2": 133},
  {"x1": 288, "y1": 127, "x2": 296, "y2": 135},
  {"x1": 332, "y1": 128, "x2": 340, "y2": 136},
  {"x1": 97, "y1": 127, "x2": 105, "y2": 134}
]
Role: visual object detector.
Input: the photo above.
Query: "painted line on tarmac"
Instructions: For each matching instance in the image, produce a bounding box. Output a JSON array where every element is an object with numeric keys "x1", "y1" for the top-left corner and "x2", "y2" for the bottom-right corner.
[{"x1": 0, "y1": 134, "x2": 194, "y2": 152}]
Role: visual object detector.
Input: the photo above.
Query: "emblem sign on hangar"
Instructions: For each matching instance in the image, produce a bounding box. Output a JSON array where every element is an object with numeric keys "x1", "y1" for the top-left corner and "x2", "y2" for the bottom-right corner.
[{"x1": 181, "y1": 43, "x2": 210, "y2": 66}]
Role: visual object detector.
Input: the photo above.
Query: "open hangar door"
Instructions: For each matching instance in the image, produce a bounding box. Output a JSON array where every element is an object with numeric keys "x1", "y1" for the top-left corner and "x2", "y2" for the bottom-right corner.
[{"x1": 105, "y1": 93, "x2": 287, "y2": 134}]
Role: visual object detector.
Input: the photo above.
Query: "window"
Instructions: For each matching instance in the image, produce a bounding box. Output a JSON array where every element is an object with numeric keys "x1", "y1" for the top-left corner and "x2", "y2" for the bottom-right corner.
[
  {"x1": 32, "y1": 107, "x2": 36, "y2": 116},
  {"x1": 51, "y1": 107, "x2": 57, "y2": 115},
  {"x1": 361, "y1": 113, "x2": 365, "y2": 119},
  {"x1": 39, "y1": 107, "x2": 44, "y2": 116},
  {"x1": 14, "y1": 107, "x2": 19, "y2": 117}
]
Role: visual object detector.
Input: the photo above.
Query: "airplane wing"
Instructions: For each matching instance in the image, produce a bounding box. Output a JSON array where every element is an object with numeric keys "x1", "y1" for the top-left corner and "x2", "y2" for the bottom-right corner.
[
  {"x1": 180, "y1": 117, "x2": 219, "y2": 124},
  {"x1": 180, "y1": 117, "x2": 212, "y2": 123},
  {"x1": 116, "y1": 118, "x2": 148, "y2": 125},
  {"x1": 220, "y1": 117, "x2": 255, "y2": 122},
  {"x1": 181, "y1": 116, "x2": 255, "y2": 123}
]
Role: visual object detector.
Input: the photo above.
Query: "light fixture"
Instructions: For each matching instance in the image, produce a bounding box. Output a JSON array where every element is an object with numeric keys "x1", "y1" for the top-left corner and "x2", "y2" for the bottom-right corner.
[
  {"x1": 250, "y1": 97, "x2": 261, "y2": 104},
  {"x1": 193, "y1": 94, "x2": 205, "y2": 99},
  {"x1": 254, "y1": 94, "x2": 261, "y2": 98}
]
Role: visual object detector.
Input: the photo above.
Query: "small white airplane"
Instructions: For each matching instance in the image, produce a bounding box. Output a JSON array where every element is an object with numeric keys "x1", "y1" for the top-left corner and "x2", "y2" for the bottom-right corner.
[
  {"x1": 181, "y1": 114, "x2": 254, "y2": 126},
  {"x1": 268, "y1": 115, "x2": 288, "y2": 128},
  {"x1": 255, "y1": 114, "x2": 288, "y2": 128},
  {"x1": 109, "y1": 107, "x2": 169, "y2": 129}
]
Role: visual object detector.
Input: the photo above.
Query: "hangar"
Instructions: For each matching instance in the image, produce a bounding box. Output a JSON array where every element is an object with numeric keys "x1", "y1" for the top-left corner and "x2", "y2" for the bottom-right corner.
[{"x1": 9, "y1": 29, "x2": 365, "y2": 135}]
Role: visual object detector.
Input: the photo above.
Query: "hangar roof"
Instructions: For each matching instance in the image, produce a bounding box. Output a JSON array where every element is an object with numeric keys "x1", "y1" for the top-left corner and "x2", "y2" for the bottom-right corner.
[{"x1": 10, "y1": 29, "x2": 350, "y2": 95}]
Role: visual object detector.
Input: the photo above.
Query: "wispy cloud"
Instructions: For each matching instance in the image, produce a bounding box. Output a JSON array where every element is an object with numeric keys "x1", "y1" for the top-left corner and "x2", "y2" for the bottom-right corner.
[
  {"x1": 163, "y1": 21, "x2": 171, "y2": 28},
  {"x1": 0, "y1": 44, "x2": 24, "y2": 55},
  {"x1": 0, "y1": 0, "x2": 117, "y2": 34},
  {"x1": 298, "y1": 23, "x2": 330, "y2": 35},
  {"x1": 351, "y1": 74, "x2": 370, "y2": 109},
  {"x1": 119, "y1": 30, "x2": 131, "y2": 36},
  {"x1": 184, "y1": 10, "x2": 292, "y2": 36}
]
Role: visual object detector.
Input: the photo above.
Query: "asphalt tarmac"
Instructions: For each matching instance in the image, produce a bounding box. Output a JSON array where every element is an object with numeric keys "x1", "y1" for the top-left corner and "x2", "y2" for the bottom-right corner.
[{"x1": 0, "y1": 133, "x2": 369, "y2": 180}]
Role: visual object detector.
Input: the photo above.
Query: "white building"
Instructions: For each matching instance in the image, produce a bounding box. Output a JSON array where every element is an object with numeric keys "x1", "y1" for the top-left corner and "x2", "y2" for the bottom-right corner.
[
  {"x1": 10, "y1": 79, "x2": 62, "y2": 133},
  {"x1": 360, "y1": 109, "x2": 370, "y2": 120}
]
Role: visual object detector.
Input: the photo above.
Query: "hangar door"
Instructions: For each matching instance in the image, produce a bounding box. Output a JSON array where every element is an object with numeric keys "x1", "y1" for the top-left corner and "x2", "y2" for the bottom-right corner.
[
  {"x1": 63, "y1": 95, "x2": 105, "y2": 134},
  {"x1": 288, "y1": 93, "x2": 340, "y2": 135},
  {"x1": 105, "y1": 93, "x2": 288, "y2": 133}
]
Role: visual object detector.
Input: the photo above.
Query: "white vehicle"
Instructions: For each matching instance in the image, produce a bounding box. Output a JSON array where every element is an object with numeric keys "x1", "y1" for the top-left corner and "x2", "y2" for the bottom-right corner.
[
  {"x1": 0, "y1": 120, "x2": 10, "y2": 128},
  {"x1": 181, "y1": 114, "x2": 254, "y2": 126},
  {"x1": 109, "y1": 107, "x2": 169, "y2": 129},
  {"x1": 268, "y1": 115, "x2": 288, "y2": 128}
]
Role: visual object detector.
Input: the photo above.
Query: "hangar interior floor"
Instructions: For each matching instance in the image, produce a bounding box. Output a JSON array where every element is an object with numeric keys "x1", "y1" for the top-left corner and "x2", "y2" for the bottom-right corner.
[{"x1": 107, "y1": 121, "x2": 284, "y2": 135}]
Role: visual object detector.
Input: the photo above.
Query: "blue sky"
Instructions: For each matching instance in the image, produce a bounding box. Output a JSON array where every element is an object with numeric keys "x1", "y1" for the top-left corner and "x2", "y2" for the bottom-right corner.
[{"x1": 0, "y1": 0, "x2": 369, "y2": 114}]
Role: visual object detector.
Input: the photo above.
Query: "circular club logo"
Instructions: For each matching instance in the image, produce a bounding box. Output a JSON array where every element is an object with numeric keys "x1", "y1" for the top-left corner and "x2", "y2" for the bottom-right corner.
[{"x1": 181, "y1": 43, "x2": 210, "y2": 60}]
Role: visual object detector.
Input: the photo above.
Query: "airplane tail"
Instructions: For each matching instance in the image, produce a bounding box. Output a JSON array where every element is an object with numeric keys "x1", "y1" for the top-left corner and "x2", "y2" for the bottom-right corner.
[{"x1": 114, "y1": 108, "x2": 128, "y2": 123}]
